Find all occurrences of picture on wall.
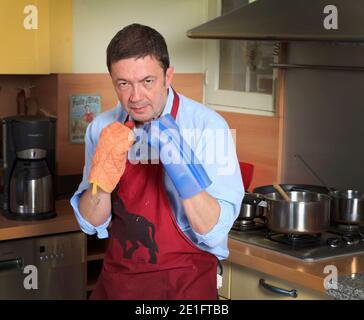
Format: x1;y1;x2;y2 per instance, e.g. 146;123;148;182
69;95;101;144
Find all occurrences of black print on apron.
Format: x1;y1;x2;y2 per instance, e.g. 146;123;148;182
111;191;158;264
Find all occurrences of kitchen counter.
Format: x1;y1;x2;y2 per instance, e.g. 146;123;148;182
0;200;80;241
326;273;364;300
227;237;364;296
1;205;363;299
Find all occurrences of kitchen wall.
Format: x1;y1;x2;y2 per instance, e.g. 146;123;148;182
0;76;34;118
0;0;281;192
282;42;364;192
70;0;281;189
72;0;208;73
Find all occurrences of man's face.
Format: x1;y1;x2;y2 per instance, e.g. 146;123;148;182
110;55;174;123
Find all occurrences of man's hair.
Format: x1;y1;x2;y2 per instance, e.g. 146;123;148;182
106;23;170;74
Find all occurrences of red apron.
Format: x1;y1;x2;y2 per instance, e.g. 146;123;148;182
90;91;218;300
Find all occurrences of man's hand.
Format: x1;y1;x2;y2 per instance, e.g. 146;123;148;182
148;114;219;234
88;121;135;194
148;114;212;199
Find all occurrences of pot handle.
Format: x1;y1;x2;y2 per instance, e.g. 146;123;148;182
259;279;298;298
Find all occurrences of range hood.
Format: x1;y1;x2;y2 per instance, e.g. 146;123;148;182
187;0;364;42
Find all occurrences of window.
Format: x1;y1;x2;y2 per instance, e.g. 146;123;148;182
204;0;278;115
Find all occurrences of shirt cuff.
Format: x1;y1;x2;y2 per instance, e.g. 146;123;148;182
70;191;112;239
192;199;236;248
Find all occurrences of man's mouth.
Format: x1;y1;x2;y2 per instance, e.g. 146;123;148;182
129;104;149;110
131;106;148;113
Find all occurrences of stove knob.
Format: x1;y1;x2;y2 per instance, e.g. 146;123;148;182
342;235;357;245
359;233;364;242
327;238;340;248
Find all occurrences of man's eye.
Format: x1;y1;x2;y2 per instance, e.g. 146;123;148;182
118;82;129;89
145;79;154;86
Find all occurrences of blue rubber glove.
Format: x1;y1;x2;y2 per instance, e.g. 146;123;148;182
147;114;212;199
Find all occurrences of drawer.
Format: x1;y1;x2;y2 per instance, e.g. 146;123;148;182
230;263;331;300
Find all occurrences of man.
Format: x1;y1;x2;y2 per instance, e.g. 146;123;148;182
70;23;244;300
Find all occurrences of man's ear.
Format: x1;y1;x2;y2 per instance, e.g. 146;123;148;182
165;66;174;88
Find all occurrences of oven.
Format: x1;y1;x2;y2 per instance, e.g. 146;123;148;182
0;231;86;299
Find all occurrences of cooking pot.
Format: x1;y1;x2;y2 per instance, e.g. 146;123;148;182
253;184;335;195
240;193;266;220
329;189;364;225
264;191;331;234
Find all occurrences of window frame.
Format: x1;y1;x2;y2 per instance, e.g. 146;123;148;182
203;0;278;116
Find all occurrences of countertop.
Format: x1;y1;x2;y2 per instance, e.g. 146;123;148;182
1;204;363;299
326;273;364;300
0;200;80;241
227;237;364;299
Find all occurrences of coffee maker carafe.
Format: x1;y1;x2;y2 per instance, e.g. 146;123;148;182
2;116;56;220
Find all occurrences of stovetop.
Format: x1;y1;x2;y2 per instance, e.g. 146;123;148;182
229;222;364;262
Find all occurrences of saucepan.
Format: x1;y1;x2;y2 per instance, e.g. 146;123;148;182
263;191;331;234
329;189;364;225
293;154;364;225
239;193;266;220
253;184;336;196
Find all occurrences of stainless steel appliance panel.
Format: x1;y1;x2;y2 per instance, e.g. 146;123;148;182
0;232;86;300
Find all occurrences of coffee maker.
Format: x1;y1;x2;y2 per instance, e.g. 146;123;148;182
2;116;56;220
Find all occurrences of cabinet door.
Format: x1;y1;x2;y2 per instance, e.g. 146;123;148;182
0;0;50;74
218;260;231;299
230;263;331;300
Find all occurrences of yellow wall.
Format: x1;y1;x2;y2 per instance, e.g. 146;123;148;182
0;0;50;74
50;0;73;73
72;0;208;73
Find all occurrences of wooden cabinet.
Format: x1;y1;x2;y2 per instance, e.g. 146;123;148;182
218;260;232;299
0;0;72;74
230;263;331;300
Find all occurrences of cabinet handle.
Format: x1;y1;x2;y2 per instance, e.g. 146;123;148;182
0;258;23;273
259;278;298;298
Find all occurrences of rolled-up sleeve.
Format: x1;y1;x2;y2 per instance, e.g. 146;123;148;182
193;199;237;248
70;122;112;239
189;111;245;253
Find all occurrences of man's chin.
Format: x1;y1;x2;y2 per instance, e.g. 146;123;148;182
131;113;153;124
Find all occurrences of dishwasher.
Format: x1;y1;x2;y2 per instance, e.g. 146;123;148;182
0;231;86;300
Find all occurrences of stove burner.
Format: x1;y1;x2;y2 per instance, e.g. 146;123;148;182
232;218;266;231
337;224;359;233
329;224;364;236
266;232;321;248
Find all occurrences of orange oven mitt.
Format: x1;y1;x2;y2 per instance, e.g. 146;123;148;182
88;121;135;195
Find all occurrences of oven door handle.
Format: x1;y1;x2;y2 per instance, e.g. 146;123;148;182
259;278;298;298
0;258;24;273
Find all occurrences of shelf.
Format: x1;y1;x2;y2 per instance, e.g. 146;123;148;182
87;235;109;261
86;280;97;292
87;252;106;262
271;63;364;72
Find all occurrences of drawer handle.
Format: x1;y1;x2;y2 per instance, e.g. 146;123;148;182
0;258;23;272
259;278;298;298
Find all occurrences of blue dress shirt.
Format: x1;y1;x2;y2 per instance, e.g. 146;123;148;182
70;88;244;260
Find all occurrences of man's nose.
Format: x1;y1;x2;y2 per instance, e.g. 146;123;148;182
130;85;142;102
